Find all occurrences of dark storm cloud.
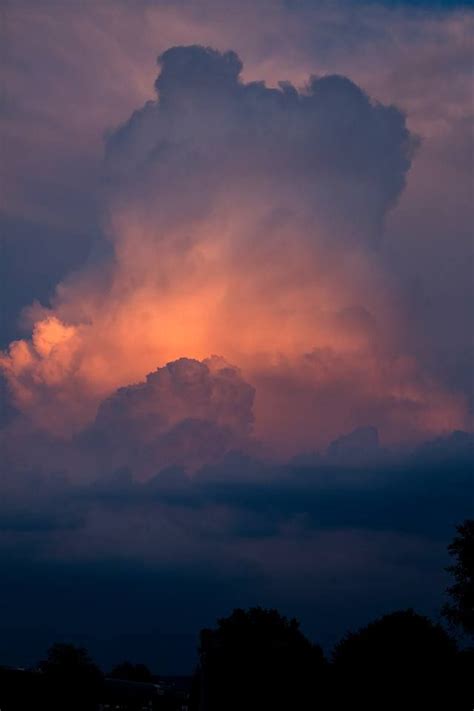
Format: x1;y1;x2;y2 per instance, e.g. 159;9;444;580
1;429;471;540
0;429;471;670
70;429;473;540
287;0;473;12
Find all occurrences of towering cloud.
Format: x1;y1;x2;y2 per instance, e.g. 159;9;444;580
83;356;255;477
0;46;468;460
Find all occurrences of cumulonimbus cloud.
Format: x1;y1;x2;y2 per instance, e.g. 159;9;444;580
0;45;469;462
81;356;255;477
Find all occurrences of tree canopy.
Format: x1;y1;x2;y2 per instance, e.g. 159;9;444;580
332;609;459;710
197;606;327;711
443;519;474;637
39;643;103;711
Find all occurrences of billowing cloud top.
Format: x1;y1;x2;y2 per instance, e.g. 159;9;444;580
84;356;255;476
106;44;413;241
0;45;468;454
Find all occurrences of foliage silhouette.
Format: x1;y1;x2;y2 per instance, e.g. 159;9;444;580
195;606;327;711
332;609;466;710
1;525;473;710
38;643;104;710
443;518;474;637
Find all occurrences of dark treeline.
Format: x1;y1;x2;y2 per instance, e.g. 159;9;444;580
0;520;472;711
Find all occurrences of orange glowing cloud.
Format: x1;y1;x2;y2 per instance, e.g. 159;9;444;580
1;45;469;460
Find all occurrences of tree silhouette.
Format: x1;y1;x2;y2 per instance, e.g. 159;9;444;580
39;643;103;710
332;609;460;710
195;606;327;711
443;519;474;637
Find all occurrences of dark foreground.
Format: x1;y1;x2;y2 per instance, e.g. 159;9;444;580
1;520;472;710
0;607;472;711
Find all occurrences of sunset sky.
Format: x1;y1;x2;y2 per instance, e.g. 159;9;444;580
1;0;473;671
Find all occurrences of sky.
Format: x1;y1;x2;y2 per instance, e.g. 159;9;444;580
0;0;473;672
